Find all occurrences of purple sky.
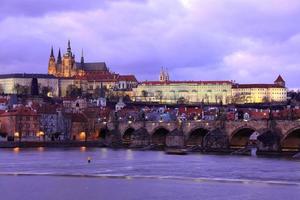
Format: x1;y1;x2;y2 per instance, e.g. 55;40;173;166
1;0;300;88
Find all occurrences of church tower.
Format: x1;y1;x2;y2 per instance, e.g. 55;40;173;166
48;46;57;75
62;40;76;77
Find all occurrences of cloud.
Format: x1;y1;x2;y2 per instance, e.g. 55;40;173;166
0;0;300;87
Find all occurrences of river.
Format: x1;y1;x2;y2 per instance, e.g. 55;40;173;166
0;147;299;200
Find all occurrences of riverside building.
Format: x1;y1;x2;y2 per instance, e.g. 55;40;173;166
133;68;287;104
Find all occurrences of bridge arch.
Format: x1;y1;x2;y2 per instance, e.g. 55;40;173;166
151;127;170;146
281;127;300;150
230;126;257;148
122;127;135;145
99;128;109;140
186;127;209;147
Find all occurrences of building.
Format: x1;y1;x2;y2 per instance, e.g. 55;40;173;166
0;105;41;141
133;68;233;104
48;41;138;95
38;105;60;141
232;75;287;103
0;41;138;98
0;74;59;96
133;70;287;105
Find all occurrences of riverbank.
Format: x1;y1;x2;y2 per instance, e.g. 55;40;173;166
0;141;104;148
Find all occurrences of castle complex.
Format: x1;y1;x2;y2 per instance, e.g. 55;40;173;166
0;41;288;104
48;40;110;78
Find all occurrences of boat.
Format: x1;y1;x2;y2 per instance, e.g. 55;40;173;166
165;148;188;155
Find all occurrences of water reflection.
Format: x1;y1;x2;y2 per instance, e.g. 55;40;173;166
80;146;86;152
13;147;20;153
126;149;133;160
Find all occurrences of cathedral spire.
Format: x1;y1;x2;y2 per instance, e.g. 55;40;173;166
81;48;84;64
50;46;54;57
57;48;62;64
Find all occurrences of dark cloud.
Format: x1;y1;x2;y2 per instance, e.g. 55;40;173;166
0;0;147;19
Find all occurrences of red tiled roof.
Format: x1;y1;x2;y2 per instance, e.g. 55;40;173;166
74;72;118;82
141;80;232;85
0;107;38;117
118;75;137;82
232;84;285;89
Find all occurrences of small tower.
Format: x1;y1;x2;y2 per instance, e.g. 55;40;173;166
80;48;84;64
78;49;85;76
48;46;57;75
274;75;285;87
159;67;169;82
165;67;170;82
159;67;165;82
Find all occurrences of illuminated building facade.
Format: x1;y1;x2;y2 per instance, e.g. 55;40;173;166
133;71;287;104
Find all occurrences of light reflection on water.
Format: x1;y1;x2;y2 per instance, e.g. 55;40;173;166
0;148;300;200
0;147;299;184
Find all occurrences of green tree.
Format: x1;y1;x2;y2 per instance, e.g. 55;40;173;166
66;85;82;98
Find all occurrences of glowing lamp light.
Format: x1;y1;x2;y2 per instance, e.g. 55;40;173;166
14;132;19;137
37;131;44;137
80;132;86;140
128;121;132;124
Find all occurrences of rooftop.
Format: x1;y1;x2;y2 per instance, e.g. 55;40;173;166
232;84;285;89
0;73;57;79
141;80;233;85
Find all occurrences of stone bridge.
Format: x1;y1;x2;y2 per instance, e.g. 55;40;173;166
96;120;300;151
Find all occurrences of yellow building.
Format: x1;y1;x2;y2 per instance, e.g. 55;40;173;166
133;70;287;105
48;40;107;78
133;68;232;104
0;74;59;96
232;75;287;103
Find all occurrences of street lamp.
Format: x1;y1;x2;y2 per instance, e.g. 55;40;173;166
14;132;19;139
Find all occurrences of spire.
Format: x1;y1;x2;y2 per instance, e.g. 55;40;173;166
159;66;166;82
50;46;54;57
67;40;72;54
165;67;170;81
57;48;62;64
81;48;84;64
